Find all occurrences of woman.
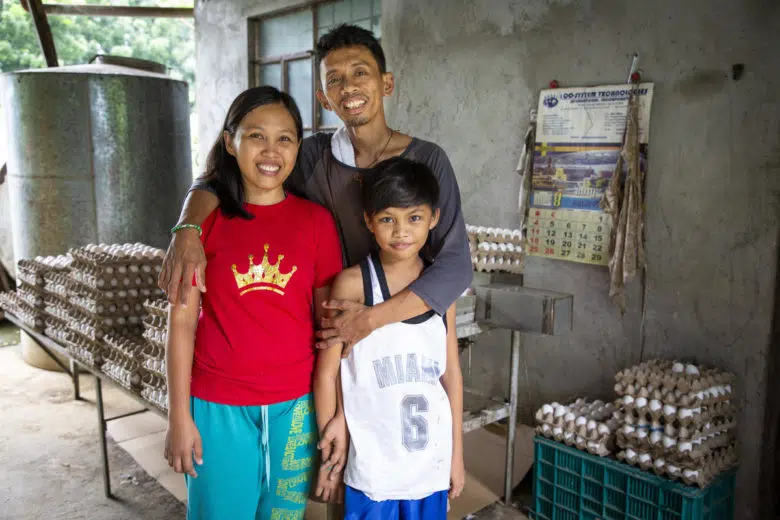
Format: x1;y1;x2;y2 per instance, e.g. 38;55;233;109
164;86;343;519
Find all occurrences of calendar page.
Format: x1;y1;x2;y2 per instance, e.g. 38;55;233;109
527;83;654;265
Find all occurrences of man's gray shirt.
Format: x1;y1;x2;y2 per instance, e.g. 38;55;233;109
194;132;472;315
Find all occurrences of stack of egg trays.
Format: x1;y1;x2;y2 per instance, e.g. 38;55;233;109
613;359;737;487
64;245;165;344
140;298;169;412
0;291;43;331
101;334;149;391
14;256;71;332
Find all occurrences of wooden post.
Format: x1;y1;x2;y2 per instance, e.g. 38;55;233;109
24;0;59;67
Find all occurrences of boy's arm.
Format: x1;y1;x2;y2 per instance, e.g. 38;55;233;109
318;146;471;351
158;189;218;304
440;303;465;498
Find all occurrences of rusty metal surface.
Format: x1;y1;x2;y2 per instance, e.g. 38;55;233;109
2;63;191;267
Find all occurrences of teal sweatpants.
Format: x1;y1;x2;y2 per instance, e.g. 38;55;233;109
186;393;318;520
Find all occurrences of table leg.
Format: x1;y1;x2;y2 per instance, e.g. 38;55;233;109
504;330;521;505
71;359;80;400
96;376;112;498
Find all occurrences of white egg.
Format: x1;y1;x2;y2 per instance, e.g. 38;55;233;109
639;453;652;463
683;469;699;479
542;404;553;415
663;405;677;415
685;364;700;376
623;395;634;406
649;399;662;411
576;416;587;426
650;431;662;444
672;362;684;373
636;397;648;408
663;436;677;449
679;442;693;453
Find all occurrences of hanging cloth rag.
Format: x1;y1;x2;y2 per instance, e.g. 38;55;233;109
516;110;537;246
600;89;645;313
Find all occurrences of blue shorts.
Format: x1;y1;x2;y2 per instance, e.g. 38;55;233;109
344;486;448;520
185;394;317;520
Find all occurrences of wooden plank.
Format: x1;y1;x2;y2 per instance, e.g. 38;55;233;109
41;4;193;18
25;0;58;67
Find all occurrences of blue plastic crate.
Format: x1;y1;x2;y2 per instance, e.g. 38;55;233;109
532;436;735;520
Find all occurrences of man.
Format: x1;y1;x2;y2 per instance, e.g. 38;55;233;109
159;24;472;355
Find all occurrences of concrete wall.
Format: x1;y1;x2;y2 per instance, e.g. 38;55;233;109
194;1;780;517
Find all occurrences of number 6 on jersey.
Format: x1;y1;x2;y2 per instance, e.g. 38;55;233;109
402;394;429;451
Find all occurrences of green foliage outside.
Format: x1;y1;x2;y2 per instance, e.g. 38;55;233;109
0;0;198;174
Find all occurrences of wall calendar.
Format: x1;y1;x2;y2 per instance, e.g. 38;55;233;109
526;83;654;265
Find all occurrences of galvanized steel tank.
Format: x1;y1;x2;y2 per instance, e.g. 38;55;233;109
1;56;191;264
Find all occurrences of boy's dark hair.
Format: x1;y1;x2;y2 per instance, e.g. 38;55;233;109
198;86;303;220
362;157;439;216
316;24;386;74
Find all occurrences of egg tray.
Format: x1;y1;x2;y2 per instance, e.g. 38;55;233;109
143;298;169;318
534;399;620;456
43;294;89;323
535;424;613;457
140;339;165;360
143;327;167;349
615;359;735;394
42;315;68;337
45;324;73;345
616;442;738;488
69;266;161;293
472;254;524;274
17;282;45;308
618;429;736;465
617;415;737;444
143;313;167;330
101;357;143;391
141;370;167;390
142;357;166;378
68;318;143;343
535;398;619;424
16;256;71;287
62;333;106;369
467;226;523;246
42;271;71;299
140;385;168;412
620;400;735;429
69;247;163;268
0;292;44;331
615;382;733;409
104;334;148;362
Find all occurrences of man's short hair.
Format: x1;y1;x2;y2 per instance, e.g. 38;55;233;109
362;157;439;216
316;24;386;74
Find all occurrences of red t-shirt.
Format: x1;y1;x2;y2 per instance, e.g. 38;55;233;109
191;194;342;406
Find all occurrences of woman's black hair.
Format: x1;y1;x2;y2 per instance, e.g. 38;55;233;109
196;86;304;219
362;157;440;216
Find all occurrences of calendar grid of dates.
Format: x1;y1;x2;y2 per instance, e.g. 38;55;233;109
527;208;611;266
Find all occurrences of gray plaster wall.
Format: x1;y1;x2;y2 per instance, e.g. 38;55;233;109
194;0;780;517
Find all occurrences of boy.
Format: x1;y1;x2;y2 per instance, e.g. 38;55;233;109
314;157;465;519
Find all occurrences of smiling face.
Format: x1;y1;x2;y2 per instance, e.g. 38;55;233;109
317;45;394;128
364;205;440;261
224;103;300;200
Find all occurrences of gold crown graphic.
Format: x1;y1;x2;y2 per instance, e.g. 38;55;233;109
232;244;297;296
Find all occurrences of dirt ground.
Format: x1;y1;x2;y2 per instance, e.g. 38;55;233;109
0;326;185;520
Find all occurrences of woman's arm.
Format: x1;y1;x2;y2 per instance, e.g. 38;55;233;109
158;189;219;304
440;303;465;498
165;287;202;477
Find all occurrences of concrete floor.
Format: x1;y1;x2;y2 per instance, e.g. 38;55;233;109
0;322;529;519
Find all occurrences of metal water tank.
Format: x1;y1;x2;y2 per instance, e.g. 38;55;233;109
1;56;191;368
2;55;191;261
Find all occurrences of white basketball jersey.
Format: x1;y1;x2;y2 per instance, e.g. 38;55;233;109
341;253;452;501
